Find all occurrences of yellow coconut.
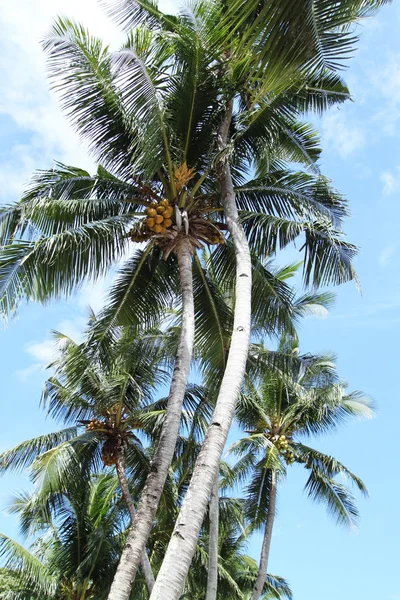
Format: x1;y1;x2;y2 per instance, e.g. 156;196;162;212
164;219;173;228
153;224;163;233
155;215;164;224
157;205;166;214
163;207;173;218
146;218;156;228
146;207;157;217
160;199;169;207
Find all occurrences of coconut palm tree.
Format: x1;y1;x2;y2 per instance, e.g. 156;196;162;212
229;336;373;600
187;500;293;600
0;317;213;594
0;472;130;599
140;0;386;593
0;0;385;596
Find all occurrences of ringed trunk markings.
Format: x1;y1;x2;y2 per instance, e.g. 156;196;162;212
149;99;252;600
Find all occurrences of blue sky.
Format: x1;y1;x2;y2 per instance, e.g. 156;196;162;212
0;1;399;599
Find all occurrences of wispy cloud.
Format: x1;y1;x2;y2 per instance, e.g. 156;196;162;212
370;53;400;135
379;244;399;267
0;0;125;203
322;111;366;159
16;317;86;381
381;167;400;196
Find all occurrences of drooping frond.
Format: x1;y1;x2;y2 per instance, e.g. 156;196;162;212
223;0;391;84
304;470;361;529
43;19;139;177
0;428;78;474
0;534;58;598
240;210;358;286
294;444;368;497
105;0;179;31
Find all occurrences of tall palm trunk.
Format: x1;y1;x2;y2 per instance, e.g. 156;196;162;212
205;474;219;600
108;239;195;600
115;454;155;594
149;100;252;600
251;470;278;600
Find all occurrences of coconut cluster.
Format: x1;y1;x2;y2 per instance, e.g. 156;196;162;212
265;432;296;465
145;199;174;234
86;418;104;431
101;439;118;466
276;434;289;452
283;450;296;465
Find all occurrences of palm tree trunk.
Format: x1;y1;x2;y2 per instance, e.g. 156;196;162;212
108;239;195;600
149;100;252;600
251;470;278;600
115;454;155;594
205;474;219;600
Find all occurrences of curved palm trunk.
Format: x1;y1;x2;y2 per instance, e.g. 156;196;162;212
205;474;219;600
149;100;252;600
108;239;195;600
115;455;155;594
251;470;278;600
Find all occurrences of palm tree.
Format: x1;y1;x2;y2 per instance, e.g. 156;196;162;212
230;336;373;600
142;0;387;593
0;0;385;596
0;317;212;594
188;500;293;600
0;472;130;599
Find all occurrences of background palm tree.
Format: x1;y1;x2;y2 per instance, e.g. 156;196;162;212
230;336;373;600
0;317;212;594
0;472;128;599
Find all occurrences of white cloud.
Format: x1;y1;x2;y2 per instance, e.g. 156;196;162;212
78;276;112;315
370;53;400;135
381;167;400;196
379;244;398;268
25;339;57;363
0;1;126;203
16;339;56;380
381;171;398;195
322;111;366;159
16;316;85;380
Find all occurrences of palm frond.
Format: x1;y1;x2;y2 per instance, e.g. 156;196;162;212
304;470;360;529
0;534;57;598
43;19;138;177
0;428;78;474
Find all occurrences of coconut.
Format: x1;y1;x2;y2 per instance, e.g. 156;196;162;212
146;218;155;228
163;207;173;218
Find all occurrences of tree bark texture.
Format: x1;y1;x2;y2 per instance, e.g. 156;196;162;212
115;454;155;594
251;470;278;600
108;239;195;600
149;100;252;600
205;474;220;600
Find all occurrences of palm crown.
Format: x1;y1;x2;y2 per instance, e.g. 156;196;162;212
0;0;363;322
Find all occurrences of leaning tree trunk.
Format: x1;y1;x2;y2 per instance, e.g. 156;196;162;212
205;473;220;600
115;453;155;594
108;239;195;600
251;470;278;600
149;100;252;600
